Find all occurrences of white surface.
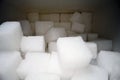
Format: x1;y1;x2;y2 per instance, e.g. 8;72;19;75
16;60;28;80
71;22;85;33
25;73;60;80
17;52;50;80
86;42;97;59
70;12;83;23
47;52;62;74
97;50;120;74
57;36;92;70
0;51;22;72
91;39;112;52
0;21;23;50
57;37;92;79
0;72;19;80
45;27;67;43
0;51;22;80
28;12;39;22
54;22;71;31
20;36;45;54
20;20;32;36
71;65;108;80
88;33;98;41
48;42;57;53
35;21;54;35
110;65;120;80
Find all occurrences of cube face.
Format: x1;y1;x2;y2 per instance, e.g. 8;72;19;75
72;22;85;33
47;52;62;74
57;37;92;70
110;65;120;80
97;51;120;74
35;21;54;35
17;52;50;80
20;36;45;53
0;51;22;74
45;27;67;43
20;20;32;36
25;73;60;80
71;65;108;80
0;22;23;51
48;42;57;53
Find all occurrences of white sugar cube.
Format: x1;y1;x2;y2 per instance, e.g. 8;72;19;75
97;50;120;74
35;21;53;35
20;36;45;54
71;22;85;33
71;65;108;80
48;42;57;53
45;27;67;43
0;21;23;50
0;51;22;72
17;52;50;80
47;52;62;74
57;36;92;70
